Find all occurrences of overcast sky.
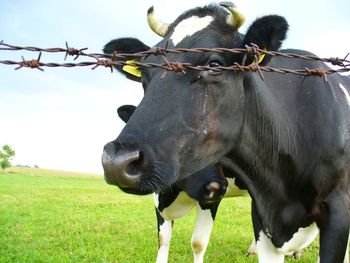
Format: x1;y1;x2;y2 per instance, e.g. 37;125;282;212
0;0;349;174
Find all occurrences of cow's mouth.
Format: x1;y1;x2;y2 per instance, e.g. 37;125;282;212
118;186;153;196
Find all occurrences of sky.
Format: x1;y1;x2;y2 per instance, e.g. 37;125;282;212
0;0;349;174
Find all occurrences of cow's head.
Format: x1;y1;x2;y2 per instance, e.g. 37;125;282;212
102;2;288;195
116;104;228;201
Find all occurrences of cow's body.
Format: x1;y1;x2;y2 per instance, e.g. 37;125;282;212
102;3;350;262
219;51;350;262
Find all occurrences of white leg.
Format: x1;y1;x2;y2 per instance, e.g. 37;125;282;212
247;237;257;255
344;232;349;263
156;219;172;263
191;204;214;263
256;231;284;263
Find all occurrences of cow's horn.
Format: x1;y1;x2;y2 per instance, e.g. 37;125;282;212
147;6;170;37
220;2;245;28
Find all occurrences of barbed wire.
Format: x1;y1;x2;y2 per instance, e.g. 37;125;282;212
0;41;349;81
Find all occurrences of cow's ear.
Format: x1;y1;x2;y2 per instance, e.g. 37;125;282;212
103;38;150;82
242;15;288;66
117;105;137;123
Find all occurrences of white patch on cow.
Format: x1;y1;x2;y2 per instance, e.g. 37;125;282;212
277;223;318;255
160;191;196;220
256;231;285;263
247;238;257;255
153;192;159;208
339;83;350;106
170;16;214;46
256;224;318;262
191;204;214;263
343;232;350;263
156;220;172;263
224;177;248;197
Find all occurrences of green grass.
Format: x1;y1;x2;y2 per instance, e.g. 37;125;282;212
0;167;320;262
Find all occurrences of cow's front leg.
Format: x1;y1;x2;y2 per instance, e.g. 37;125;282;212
251;201;285;263
318;190;350;263
246;237;257;256
255;231;285;263
344;236;349;263
155;208;173;263
191;201;220;263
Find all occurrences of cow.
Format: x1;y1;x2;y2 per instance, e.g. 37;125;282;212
117;104;249;263
116;106;303;262
115;104;307;262
102;2;350;263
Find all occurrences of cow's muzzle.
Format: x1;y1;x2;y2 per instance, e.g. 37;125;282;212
102;141;159;195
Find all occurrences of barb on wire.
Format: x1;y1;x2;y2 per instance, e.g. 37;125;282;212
64;42;88;60
234;62;265;80
91;58;114;72
15;52;44;71
301;68;327;84
329;53;349;67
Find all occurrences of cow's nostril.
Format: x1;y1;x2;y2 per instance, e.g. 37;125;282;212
126;151;144;176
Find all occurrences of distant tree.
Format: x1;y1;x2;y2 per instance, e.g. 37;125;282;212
0;159;11;170
0;144;16;171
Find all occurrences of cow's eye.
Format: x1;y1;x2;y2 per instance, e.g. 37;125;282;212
208;60;223;68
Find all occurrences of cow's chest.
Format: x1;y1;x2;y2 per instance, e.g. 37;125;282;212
277;223;318;254
257;223;319;258
154;192;196;221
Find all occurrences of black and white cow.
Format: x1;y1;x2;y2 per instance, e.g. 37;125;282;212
117;104;248;263
116;106;306;262
116;106;304;263
102;3;350;262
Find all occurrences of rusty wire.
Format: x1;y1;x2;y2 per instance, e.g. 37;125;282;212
2;41;350;66
0;41;349;81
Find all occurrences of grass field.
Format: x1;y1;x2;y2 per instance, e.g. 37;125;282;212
0;167;321;262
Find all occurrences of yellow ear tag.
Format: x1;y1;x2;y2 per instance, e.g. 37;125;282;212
123;60;141;78
256;48;267;64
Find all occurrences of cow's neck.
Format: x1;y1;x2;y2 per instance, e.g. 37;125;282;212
225;74;311;237
238;74;297;185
